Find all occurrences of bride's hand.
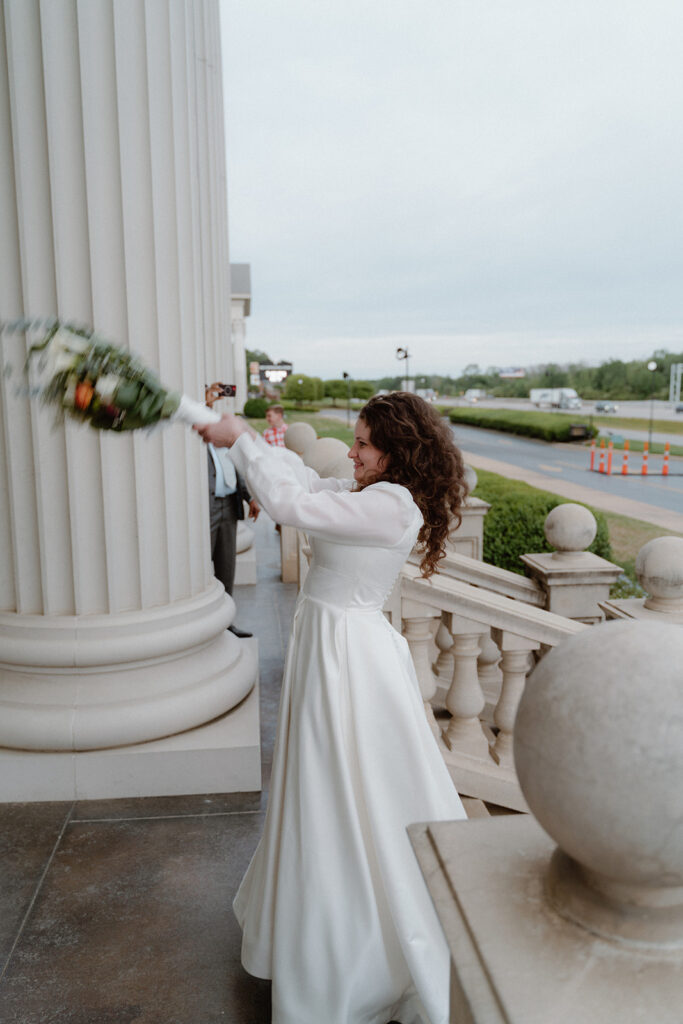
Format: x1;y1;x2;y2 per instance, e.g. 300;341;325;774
194;413;249;448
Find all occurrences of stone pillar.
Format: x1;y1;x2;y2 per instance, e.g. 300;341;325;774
401;599;442;737
520;503;622;623
446;464;489;561
0;0;258;799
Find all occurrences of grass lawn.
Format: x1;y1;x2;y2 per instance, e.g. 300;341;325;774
593;414;683;435
598;509;682;581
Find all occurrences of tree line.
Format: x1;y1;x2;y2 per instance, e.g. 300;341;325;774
247;348;683;401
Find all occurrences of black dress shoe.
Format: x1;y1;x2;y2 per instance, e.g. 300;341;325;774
228;624;253;639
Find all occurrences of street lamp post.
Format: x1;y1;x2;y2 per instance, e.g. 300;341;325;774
396;347;410;391
342;371;351;427
647;360;657;450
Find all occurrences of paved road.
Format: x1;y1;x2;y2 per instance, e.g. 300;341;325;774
450;424;683;532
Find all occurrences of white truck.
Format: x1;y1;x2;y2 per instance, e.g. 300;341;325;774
529;387;582;410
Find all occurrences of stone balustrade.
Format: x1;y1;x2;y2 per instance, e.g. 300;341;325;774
410;619;683;1022
401;561;587;811
438;551;545;606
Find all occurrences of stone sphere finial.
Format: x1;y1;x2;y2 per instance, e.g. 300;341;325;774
635;536;683;612
304;437;351;477
463;464;478;496
323;454;354;480
514;620;683;948
543;503;596;558
284;421;316;457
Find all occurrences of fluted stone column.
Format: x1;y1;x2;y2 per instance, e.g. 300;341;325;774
0;0;258;798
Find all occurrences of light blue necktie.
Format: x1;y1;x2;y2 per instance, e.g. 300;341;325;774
209;443;237;497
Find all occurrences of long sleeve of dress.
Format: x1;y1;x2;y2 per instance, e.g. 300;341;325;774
227;433;420;547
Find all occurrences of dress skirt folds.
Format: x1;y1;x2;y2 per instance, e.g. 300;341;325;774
228;434;466;1024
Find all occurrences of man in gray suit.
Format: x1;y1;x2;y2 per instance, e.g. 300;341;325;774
206;384;259;638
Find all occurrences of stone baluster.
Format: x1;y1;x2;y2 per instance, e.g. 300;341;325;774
489;630;539;770
441;614;488;758
432;616;454;706
402;599;442;736
477;628;502;721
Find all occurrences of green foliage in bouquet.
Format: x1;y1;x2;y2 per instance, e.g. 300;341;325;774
23;320;180;431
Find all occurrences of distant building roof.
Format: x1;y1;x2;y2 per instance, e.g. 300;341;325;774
230;263;251;315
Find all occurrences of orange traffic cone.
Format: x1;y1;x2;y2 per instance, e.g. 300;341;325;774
621;439;630;475
598;439;606;473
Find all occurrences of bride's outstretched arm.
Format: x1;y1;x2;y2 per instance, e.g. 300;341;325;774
220;433;417;547
195;412;257;447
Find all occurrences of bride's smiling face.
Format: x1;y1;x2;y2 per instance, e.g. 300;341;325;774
348;419;387;486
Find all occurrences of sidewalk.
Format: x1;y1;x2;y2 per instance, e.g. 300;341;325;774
0;514;294;1024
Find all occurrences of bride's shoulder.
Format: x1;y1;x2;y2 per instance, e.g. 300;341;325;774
365;480;421;518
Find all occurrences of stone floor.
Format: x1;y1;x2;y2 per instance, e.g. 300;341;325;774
0;514;297;1024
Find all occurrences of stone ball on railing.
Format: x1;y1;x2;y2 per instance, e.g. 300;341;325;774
284;421;317;457
635;536;683;612
514;620;683;946
323;454;354;480
463;464;477;496
543;502;596;557
304;437;351;477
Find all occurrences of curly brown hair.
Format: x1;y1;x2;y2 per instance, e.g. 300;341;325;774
357;392;467;577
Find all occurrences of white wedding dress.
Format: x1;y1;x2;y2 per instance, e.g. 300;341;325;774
228;433;466;1024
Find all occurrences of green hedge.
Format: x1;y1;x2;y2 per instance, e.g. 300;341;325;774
243;397;269;418
449;407;597;442
472;469;611;574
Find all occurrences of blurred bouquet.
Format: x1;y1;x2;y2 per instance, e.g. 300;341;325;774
2;318;218;429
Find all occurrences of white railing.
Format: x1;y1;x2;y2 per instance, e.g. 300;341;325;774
400;562;587;811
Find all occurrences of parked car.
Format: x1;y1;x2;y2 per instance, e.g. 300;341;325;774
676;403;683;414
595;401;619;413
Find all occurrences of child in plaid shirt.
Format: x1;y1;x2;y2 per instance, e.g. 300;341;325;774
263;405;287;447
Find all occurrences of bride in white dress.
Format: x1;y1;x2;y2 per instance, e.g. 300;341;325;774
196;393;468;1024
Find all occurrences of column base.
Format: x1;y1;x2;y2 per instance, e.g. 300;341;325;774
0;642;261;802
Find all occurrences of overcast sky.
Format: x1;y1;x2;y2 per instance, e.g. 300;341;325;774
220;0;683;380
